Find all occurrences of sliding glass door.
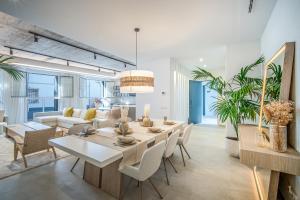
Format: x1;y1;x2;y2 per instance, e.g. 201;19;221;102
27;73;58;120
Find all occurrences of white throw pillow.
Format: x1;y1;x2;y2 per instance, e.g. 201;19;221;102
72;109;81;118
80;110;87;119
96;110;109;119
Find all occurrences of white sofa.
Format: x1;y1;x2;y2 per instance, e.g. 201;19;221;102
33;108;121;129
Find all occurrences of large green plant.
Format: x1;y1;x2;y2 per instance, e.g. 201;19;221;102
192;56;265;139
0;55;24;80
265;63;282;101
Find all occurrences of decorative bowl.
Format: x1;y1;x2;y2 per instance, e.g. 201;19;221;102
114;128;133;135
163;121;176;125
148;127;162;133
117;135;136;145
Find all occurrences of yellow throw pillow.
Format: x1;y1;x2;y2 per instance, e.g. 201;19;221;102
84;108;96;120
63;107;73;117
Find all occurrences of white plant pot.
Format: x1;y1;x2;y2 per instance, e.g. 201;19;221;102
225;137;240;158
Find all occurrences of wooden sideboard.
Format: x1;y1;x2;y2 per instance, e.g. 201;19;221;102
239;125;300;200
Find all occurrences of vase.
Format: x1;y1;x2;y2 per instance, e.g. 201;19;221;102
119;121;129;136
255;131;268;147
269;124;287;152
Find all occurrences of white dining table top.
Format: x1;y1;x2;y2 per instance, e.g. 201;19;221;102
49;120;185;168
49;135;123;168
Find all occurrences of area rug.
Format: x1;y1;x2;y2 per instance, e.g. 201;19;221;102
0;135;70;180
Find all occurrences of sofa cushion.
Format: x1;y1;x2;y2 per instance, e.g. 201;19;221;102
84;108;96;120
57;116;90;125
72;109;81;118
63;107;73;117
35;115;60;123
96;110;110;119
80;110;87;119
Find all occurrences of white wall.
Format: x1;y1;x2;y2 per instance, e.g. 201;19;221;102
261;0;300;198
136;58;171;119
225;41;261;137
170;58;191;122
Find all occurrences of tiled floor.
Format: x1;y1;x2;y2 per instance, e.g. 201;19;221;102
0;126;259;200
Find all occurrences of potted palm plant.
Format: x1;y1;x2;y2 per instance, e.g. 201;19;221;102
192;57;264;157
0;55;24;80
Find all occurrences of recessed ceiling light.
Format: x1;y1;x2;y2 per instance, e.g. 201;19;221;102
199;58;204;62
203;64;207;68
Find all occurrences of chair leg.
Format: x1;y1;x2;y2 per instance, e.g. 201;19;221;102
14;144;18;161
21;154;27;168
51;147;57;159
182;145;191;159
139;181;143;200
121;177;133;200
179;145;186;166
167;158;178;173
162;158;170;185
71;158;80;172
148;178;163;199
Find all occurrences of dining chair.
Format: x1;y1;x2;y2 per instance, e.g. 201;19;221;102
177;124;193;166
119;140;166;200
162;129;180;185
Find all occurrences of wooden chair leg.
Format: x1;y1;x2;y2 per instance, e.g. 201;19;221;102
167;158;178;173
179;145;186;166
51;147;57;159
21;154;27;168
182;145;191;159
14;144;18;161
162;158;170;185
148;178;163;199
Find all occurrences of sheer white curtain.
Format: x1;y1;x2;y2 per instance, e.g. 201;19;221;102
0;71;27;123
58;75;87;110
170;58;190;122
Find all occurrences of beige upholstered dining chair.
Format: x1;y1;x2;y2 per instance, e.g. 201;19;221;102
177;124;193;166
163;129;180;185
12;127;57;168
119;140;166;200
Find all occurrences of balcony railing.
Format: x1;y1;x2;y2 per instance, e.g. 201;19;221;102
27;97;58;121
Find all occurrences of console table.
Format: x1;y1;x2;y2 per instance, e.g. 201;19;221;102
239;125;300;200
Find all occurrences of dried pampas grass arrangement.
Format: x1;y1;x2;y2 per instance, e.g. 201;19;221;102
263;101;294;126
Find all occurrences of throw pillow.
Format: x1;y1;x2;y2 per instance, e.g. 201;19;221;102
72;109;81;118
63;107;73;117
84;108;96;120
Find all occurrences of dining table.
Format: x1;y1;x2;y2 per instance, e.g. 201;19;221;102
49;120;185;199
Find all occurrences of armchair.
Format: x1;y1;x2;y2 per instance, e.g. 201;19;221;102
13;127;57;168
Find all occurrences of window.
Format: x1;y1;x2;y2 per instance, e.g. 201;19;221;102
80;77;104;108
59;76;73;97
27;73;58;120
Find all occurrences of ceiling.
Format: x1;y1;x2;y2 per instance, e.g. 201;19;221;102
0;0;277;70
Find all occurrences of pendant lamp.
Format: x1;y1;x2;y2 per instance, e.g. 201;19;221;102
120;28;154;93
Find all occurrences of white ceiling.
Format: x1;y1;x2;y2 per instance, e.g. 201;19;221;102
0;0;277;70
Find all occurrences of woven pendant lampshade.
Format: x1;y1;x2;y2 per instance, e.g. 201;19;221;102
120;70;154;93
120;28;154;93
